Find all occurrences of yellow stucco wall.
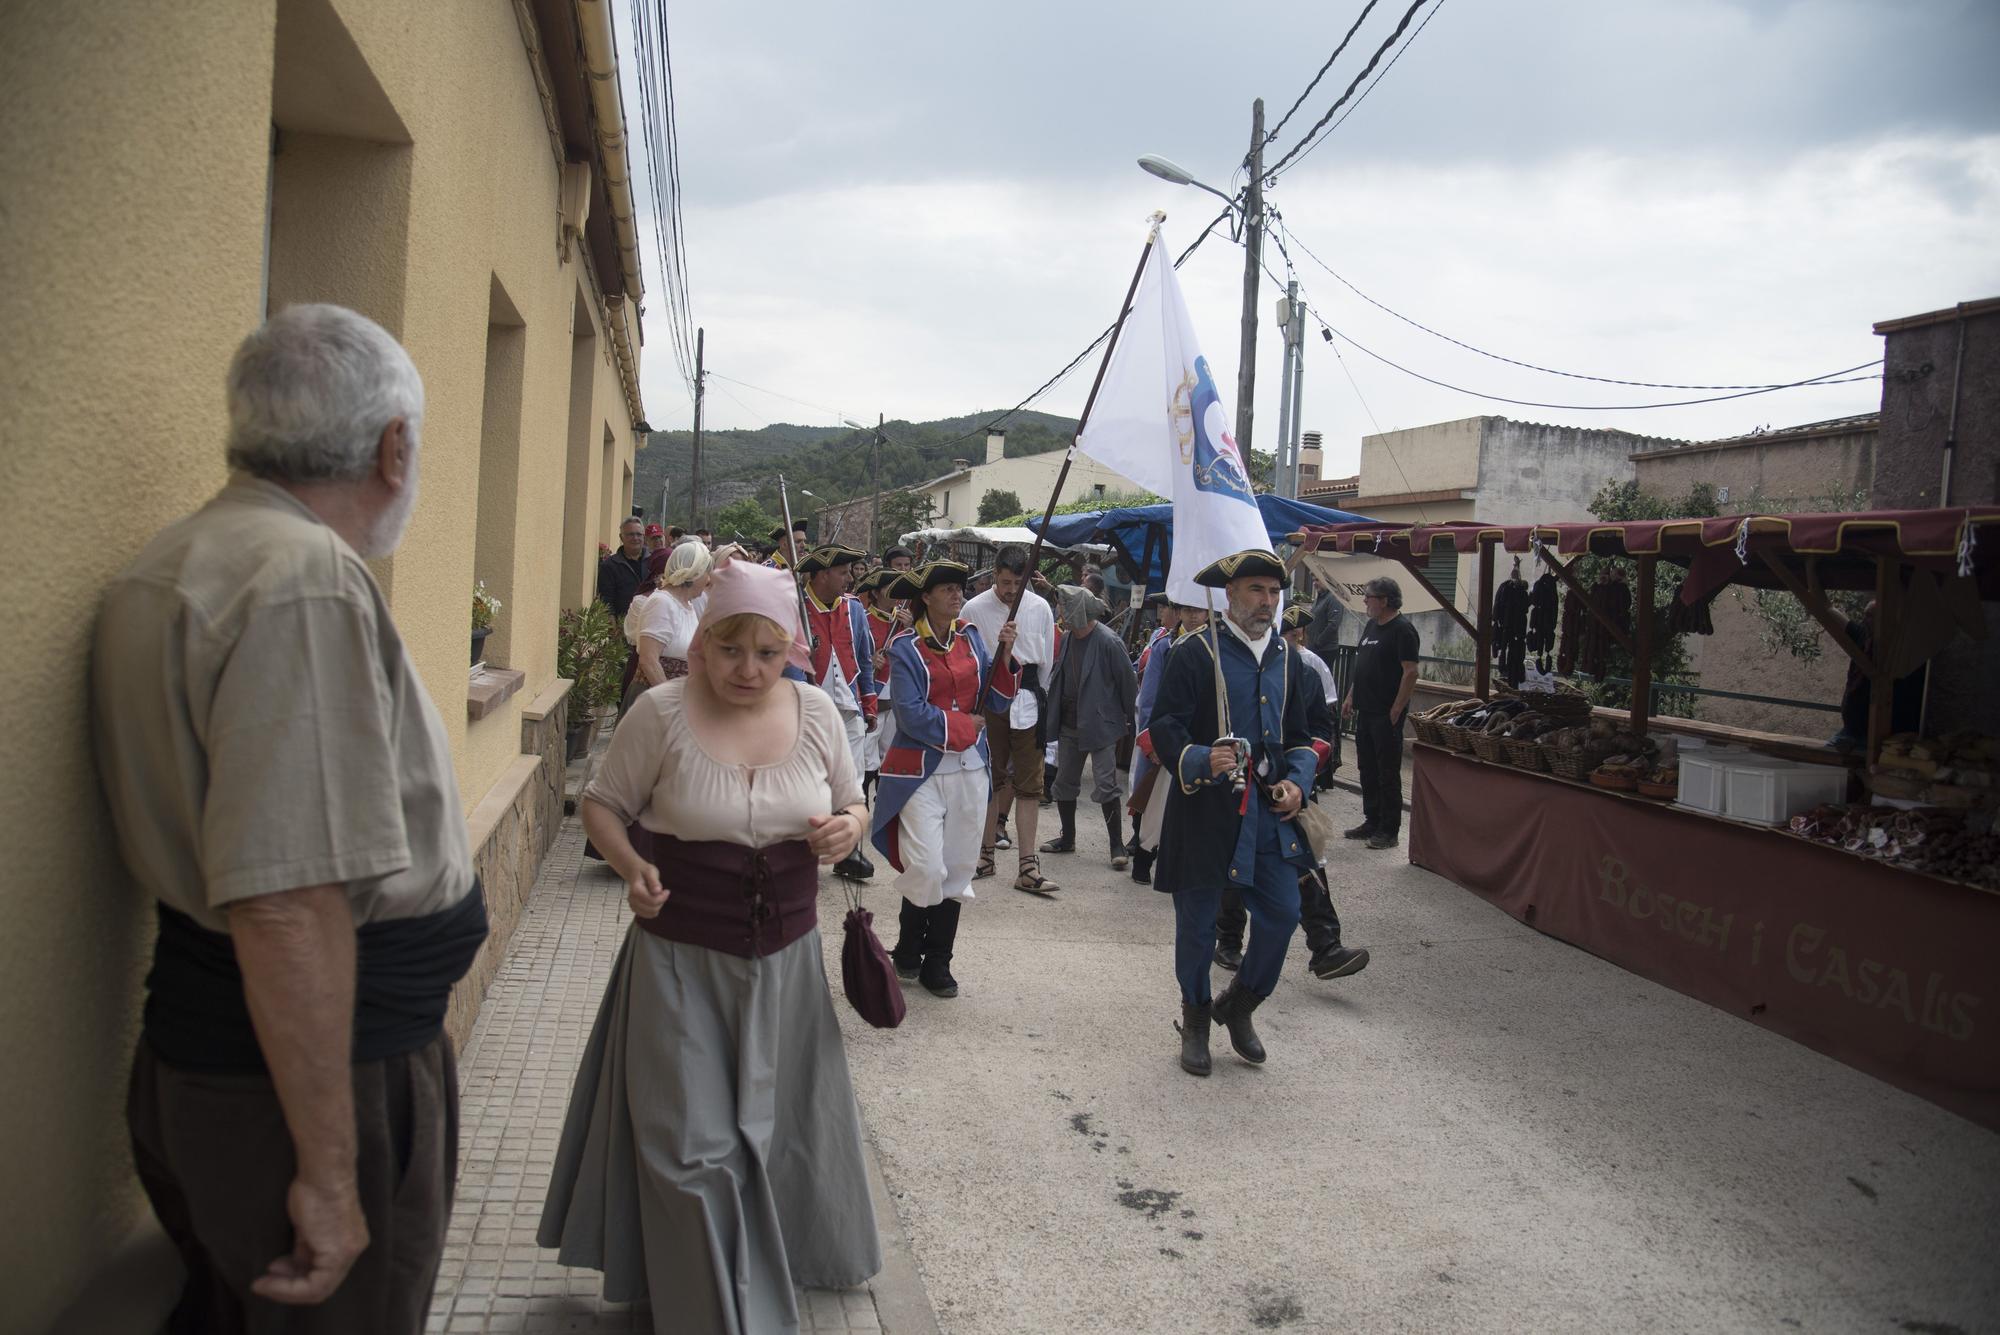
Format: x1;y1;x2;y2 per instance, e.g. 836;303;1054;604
0;1;640;1326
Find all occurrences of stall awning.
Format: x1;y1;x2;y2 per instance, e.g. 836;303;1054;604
1297;507;2000;603
1033;493;1374;590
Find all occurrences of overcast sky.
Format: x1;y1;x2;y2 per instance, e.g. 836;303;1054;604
616;0;2000;479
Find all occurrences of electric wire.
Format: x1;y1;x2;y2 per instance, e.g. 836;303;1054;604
629;0;697;400
1263;0;1382;148
1264;0;1432;180
1277;0;1445;173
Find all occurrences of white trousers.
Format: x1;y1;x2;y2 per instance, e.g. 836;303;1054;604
894;765;987;907
838;709;867;791
865;708;898;772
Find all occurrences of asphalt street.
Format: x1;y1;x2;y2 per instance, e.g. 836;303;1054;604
826;783;2000;1335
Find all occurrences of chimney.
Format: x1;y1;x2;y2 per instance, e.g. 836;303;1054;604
985;427;1006;466
1300;429;1324;482
952;458;971;470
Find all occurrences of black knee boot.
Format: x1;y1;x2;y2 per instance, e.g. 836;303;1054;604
1040;800;1077;853
1210;981;1267;1063
920;899;961;998
891;899;925;979
1102;800;1130;870
1130;847;1155;884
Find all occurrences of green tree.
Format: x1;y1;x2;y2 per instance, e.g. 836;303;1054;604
713;497;779;547
877;490;936;545
976;489;1024;525
1575;480;1719;716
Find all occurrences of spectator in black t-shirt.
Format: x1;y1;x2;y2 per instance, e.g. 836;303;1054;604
598;517;649;622
1343;576;1420;849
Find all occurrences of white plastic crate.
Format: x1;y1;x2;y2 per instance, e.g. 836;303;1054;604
1675;748;1762;813
1723;761;1847;826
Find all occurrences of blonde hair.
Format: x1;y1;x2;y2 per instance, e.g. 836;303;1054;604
662;539;713;587
703;611;788;647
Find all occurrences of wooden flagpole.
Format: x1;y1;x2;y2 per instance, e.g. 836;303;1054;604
1005;216;1162;630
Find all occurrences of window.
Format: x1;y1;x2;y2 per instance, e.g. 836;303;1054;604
1094;483;1106;498
472;276;526;668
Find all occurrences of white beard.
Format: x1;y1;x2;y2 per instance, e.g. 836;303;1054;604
355;447;421;558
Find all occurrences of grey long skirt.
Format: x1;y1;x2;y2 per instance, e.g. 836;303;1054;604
537;923;881;1334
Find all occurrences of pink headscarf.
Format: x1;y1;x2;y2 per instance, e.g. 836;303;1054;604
686;559;813;676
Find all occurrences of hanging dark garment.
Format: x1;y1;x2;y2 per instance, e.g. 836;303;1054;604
1579;576;1632;679
1557;584;1584;676
1527;573;1560;671
1663;578;1717;637
1492;576;1530;687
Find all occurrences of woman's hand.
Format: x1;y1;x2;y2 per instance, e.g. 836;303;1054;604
624;862;668;918
808;809;864;864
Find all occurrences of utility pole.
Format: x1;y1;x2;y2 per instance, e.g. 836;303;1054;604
1274;279;1298;498
870;412;883;555
1285;297;1306;499
690;326;705;528
1235;98;1264;457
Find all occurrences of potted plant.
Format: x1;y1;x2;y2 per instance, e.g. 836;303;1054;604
471;581;503;666
556;601;625;760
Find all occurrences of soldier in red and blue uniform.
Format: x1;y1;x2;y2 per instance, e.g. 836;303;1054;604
800;544;878;878
870;561;1018;999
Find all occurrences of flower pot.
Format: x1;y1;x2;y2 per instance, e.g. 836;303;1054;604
565;715;598;763
470;626;492;666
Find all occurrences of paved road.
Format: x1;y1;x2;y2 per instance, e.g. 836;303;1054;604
837;784;2000;1335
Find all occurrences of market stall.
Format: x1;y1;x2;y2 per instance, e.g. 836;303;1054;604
1296;507;2000;1129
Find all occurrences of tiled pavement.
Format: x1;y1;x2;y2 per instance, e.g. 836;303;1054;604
426;817;887;1335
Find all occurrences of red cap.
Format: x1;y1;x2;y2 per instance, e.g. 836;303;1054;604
644;524;664;536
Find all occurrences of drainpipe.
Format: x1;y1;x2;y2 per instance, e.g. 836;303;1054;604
1940;303;1966;505
575;0;645;303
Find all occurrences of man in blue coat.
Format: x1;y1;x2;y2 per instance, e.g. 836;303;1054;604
1148;550;1318;1077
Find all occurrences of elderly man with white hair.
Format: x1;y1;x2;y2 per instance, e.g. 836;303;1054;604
93;303;487;1332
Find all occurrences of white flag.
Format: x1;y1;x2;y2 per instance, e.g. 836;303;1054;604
1074;221;1272;605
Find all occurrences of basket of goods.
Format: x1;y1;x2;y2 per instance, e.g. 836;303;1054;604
1508;680;1595;723
1459;698;1530;764
1789;802;2000;891
1495;711;1556;770
1470;726;1512;764
1637;763;1680;799
1410;700;1463;746
1423;699;1486;752
1589;755;1646;791
1503;729;1552;771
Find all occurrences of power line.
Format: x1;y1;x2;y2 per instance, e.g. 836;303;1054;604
1263;1;1381;148
1282;0;1445;172
705;371;847;420
1274;219;1872;392
1265;0;1433;180
628;0;696;400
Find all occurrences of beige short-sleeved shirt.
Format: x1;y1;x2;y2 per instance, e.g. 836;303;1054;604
585;679;861;849
92;476;473;933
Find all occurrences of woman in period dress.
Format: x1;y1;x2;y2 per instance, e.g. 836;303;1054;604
870;560;1018;998
619;539;713;714
540;561;880;1335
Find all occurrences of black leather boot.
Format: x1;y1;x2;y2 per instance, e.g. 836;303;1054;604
1178;1002;1212;1077
891;898;925;980
1210;982;1267;1063
919;899;961;998
1102;801;1129;869
1040;800;1077;853
1130;848;1154;884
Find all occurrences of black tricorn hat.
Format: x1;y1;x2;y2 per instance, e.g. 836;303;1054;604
887;559;972;600
798;544;866;574
1194;549;1287;588
853;567;894;594
1281;603;1312;632
1143;589;1171;608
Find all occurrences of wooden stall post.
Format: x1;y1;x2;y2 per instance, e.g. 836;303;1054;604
1867;556;1900;764
1631;556;1656;736
1474;536;1495;698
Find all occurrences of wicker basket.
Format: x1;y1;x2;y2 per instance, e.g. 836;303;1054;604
1503;736;1548;770
1440;724;1475;753
1470;730;1511;764
1411;716;1443;746
1545;746;1592;781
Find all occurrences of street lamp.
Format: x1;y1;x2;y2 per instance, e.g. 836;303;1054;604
1139;97;1266;460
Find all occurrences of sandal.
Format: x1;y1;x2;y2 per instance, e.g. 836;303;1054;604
974;847;997;880
1013;855;1061;896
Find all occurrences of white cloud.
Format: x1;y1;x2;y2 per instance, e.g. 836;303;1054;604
639;133;2000;491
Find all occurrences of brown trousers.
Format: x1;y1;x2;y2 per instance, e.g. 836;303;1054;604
127;1034;459;1335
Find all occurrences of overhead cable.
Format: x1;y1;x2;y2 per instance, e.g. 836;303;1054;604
1264;0;1433;180
1263;0;1382;148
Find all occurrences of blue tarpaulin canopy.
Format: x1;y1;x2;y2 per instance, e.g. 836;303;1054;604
1030;494;1373;593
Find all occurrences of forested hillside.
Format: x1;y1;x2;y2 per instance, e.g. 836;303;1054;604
636;409;1079;529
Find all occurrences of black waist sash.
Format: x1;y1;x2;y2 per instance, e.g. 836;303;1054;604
144;881;490;1073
